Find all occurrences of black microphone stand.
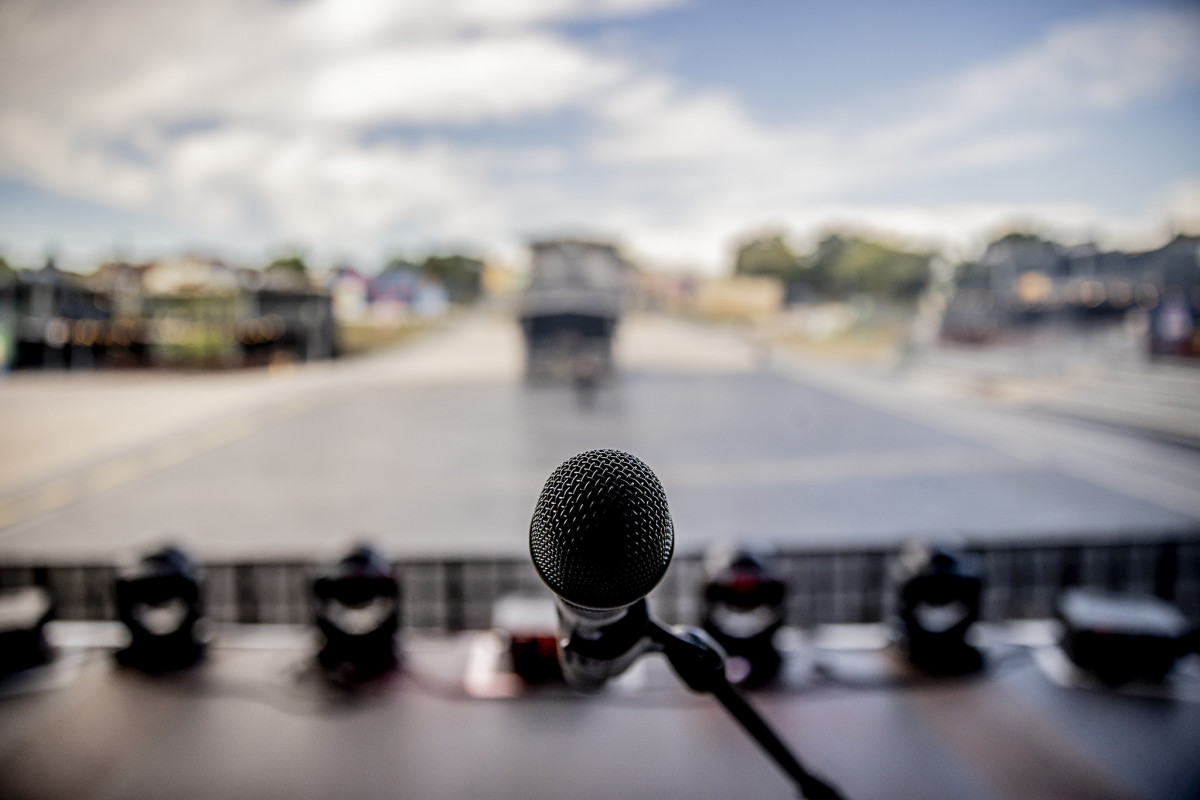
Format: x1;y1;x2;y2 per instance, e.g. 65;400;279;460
565;599;845;799
647;620;846;800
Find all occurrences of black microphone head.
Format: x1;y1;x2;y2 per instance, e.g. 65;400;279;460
530;449;674;610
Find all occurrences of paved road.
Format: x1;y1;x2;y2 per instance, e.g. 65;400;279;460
1;313;1198;561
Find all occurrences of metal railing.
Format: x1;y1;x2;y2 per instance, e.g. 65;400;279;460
1;534;1197;631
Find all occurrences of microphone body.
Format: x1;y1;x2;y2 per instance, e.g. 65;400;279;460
552;598;656;691
529;449;674;690
528;449;848;799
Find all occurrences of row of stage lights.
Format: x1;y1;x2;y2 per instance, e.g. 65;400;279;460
701;542;986;686
702;543;1195;688
0;545;401;685
0;543;1193;689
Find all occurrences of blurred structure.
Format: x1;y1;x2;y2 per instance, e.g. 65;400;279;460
0;256;335;370
701;542;785;687
5;537;1192;632
313;545;401;684
325;266;371;323
114;546;206;672
891;545;984;675
0;259;112;370
633;271;697;314
366;255;482;323
942;233;1200;357
0;586;53;677
691;276;783;321
367;260;423;324
1058;588;1192;686
518;239;626;381
492;594;562;686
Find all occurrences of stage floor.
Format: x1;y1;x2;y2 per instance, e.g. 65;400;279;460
1;622;1197;800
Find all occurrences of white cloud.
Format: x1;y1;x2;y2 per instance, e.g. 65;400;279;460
0;0;641;250
289;0;683;43
960;8;1200;112
850;7;1200;163
591;77;791;163
0;1;1196;271
577;6;1200;268
590;7;1200;187
308;35;626;124
1161;178;1200;233
0;1;633;130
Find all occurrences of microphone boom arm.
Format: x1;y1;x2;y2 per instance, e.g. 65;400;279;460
557;598;845;799
645;620;847;800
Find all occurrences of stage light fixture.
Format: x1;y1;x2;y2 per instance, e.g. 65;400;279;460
493;594;562;686
314;546;400;683
701;543;786;687
1058;588;1191;686
893;545;983;675
114;547;206;672
0;586;54;677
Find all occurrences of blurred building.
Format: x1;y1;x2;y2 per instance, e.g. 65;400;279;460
481;261;518;299
691;276;783;320
325;266;370;323
251;265;335;365
368;262;421;324
0;256;335;371
0;259;112;370
941;234;1200;357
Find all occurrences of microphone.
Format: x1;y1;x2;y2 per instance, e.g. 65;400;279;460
529;449;848;799
529;449;672;690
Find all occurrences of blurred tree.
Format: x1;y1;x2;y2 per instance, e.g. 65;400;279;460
733;230;932;303
993;232;1046;246
264;254;311;291
805;234;931;302
266;255;308;275
422;255;485;304
383;256;419;273
0;255;13;279
734;233;801;282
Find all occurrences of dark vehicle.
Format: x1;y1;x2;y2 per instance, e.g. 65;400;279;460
518;240;624;382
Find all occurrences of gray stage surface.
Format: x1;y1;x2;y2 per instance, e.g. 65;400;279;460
1;624;1197;800
1;314;1198;561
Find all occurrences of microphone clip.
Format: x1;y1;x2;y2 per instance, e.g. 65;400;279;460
561;598;652;662
648;622;727;693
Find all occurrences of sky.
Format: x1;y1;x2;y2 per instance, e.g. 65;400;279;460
0;0;1197;273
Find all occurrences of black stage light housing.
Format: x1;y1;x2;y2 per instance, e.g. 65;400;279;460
0;586;54;677
893;545;983;675
314;546;401;683
114;547;206;672
509;630;562;685
701;543;786;687
1058;588;1191;686
492;595;563;686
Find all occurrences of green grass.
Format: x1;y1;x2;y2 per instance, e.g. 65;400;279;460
336;320;431;357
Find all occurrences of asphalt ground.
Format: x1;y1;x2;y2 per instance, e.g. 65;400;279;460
1;313;1198;561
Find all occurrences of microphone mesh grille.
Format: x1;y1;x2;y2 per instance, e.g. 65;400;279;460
530;449;674;610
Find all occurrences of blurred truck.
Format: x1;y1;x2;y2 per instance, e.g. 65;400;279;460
518;240;624;381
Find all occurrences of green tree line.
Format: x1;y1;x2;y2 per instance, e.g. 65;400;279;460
267;252;486;304
734;232;933;302
382;254;485;304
